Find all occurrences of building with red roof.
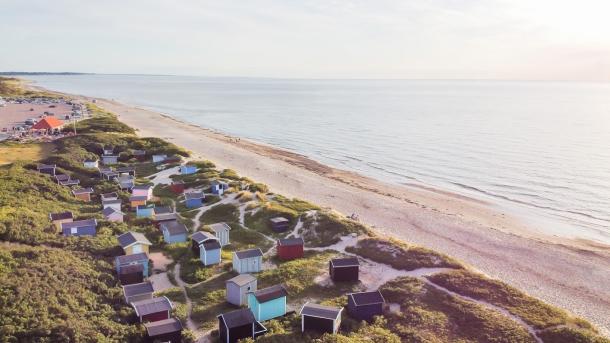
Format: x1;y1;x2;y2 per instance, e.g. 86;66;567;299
31;117;64;131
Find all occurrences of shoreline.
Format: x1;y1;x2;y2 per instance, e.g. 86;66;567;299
26;83;610;334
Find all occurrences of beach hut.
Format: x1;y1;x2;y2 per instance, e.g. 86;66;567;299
123;281;154;303
329;257;360;282
116;166;136;177
132;296;173;323
218;308;267;343
277;237;304;260
144;318;183;343
270;217;290;233
102;199;122;211
184;192;204;208
161;221;188;244
37;164;56;176
210;180;229;195
102;207;124;223
180;164;197;175
118;231;152;255
152;154;167;163
49;211;73;233
132;149;147;161
72;187;94;202
170;181;185;194
115;252;149;279
210;222;231;246
164;155;182;164
347;290;385;322
226;274;257;306
102;154;118;165
153;213;178;228
103;147;114;155
117;175;135;190
247;284;288;321
130;195;147;209
61;219;97;236
101;192;119;202
300;302;343;334
54;174;70;184
232;248;263;274
136;204;156;218
191;232;222;266
83;159;99;168
132;184;153;200
100;169;119;181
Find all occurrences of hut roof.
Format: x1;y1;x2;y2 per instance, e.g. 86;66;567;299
132;297;172;316
185;192;204;200
123;281;154;297
37;164;56;170
154;213;178;222
145;318;183;336
300;303;342;320
118;232;151;248
61;218;97;229
102;207;124;217
130;195;148;201
218;308;256;328
330;257;360;268
270;217;289;224
235;248;263;260
161;221;188;236
116;252;149;264
251;284;288;303
120;263;144;275
202;240;221;251
226;274;256;287
191;231;216;244
210;222;231;233
49;211;73;221
154;206;173;215
277;237;304;247
132;184;152;190
72;187;94;195
348;290;385;306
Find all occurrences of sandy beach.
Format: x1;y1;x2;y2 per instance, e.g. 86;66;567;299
79;98;610;335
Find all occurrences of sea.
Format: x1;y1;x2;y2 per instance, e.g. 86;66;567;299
23;74;610;244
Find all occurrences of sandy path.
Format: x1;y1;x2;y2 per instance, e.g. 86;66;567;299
90;99;610;334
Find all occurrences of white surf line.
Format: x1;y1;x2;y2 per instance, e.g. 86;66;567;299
424;280;543;343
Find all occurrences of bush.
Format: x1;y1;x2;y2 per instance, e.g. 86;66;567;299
249;182;269;193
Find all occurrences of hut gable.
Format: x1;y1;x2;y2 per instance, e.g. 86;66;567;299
161;221;188;244
118;231;152;254
102;207;124;222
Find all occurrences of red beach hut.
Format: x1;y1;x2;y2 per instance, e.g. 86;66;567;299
277;237;304;260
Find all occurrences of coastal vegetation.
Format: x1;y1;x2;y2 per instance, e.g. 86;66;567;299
0;81;607;342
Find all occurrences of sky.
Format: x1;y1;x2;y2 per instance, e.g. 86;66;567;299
1;0;609;81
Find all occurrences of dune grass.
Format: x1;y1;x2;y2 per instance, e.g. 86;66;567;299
427;269;598;332
346;236;463;271
0;142;55;165
301;210;369;247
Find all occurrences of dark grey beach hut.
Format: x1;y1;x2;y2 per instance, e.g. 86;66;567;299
269;217;290;232
300;302;343;334
347;290;385;322
144;317;182;343
217;308;267;343
329;257;360;282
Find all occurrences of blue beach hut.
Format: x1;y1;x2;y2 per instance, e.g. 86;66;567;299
247;284;288;321
185;192;204;208
191;231;221;266
136;204;155;218
161;221;188;244
115;252;149;278
61;219;97;236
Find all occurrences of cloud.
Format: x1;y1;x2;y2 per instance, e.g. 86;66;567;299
0;0;608;80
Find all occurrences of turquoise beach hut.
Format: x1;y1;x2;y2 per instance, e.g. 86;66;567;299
136;204;155;218
247;284;288;321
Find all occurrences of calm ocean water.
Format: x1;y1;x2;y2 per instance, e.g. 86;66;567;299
24;75;610;243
